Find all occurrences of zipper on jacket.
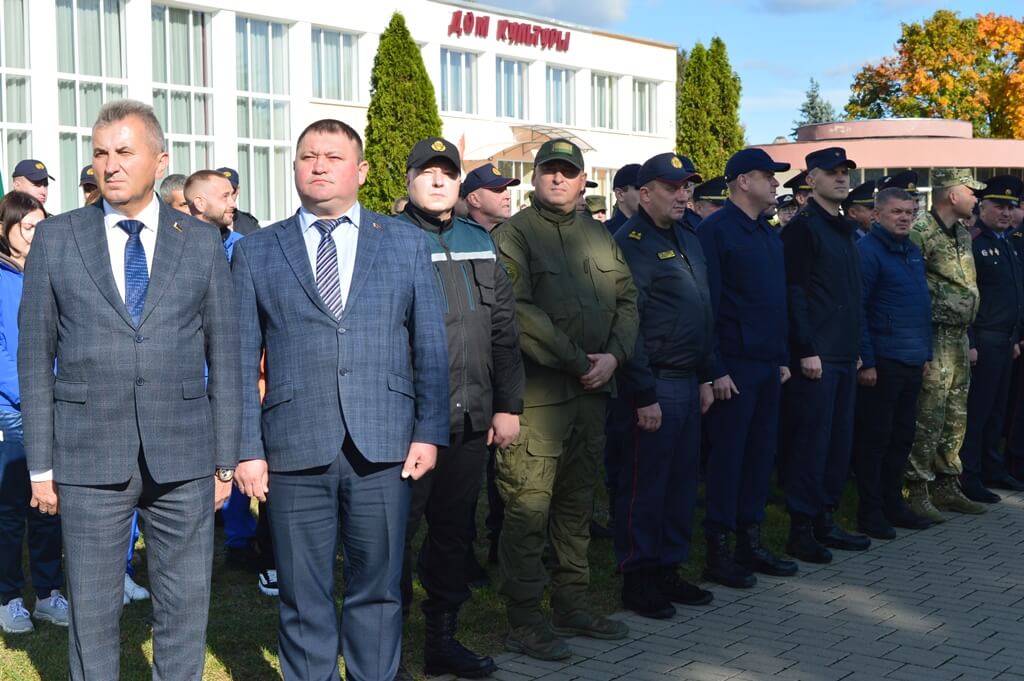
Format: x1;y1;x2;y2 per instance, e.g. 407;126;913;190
438;231;469;416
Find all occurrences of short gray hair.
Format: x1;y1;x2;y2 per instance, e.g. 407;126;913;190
93;99;166;153
159;173;186;203
874;187;915;209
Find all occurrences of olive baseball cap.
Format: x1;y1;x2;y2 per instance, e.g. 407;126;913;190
931;168;985;191
534;138;584;170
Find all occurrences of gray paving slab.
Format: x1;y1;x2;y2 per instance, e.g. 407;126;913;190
487;490;1024;681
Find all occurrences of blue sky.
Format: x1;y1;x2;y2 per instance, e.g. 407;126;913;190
483;0;1023;144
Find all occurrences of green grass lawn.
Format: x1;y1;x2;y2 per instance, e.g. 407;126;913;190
0;480;859;681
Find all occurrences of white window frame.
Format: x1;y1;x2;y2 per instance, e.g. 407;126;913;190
495;56;528;120
591;73;617;130
235;15;292;222
439;47;476;114
311;27;359;102
632;79;656;134
0;0;31;181
151;4;215;176
545;65;574;126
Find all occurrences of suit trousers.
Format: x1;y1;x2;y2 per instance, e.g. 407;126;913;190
402;427;488;615
58;454;213;681
960;330;1015;483
495;393;607;627
268;440;409;681
0;410;63;603
852;359;924;522
703;358;781;534
614;376;700;573
784;360;857;516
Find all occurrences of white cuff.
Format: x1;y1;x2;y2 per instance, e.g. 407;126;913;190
29;469;54;482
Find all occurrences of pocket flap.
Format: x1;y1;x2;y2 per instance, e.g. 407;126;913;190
262;382;293;409
526;435;561;457
387;372;415;398
53;380;87;404
182;379;207;400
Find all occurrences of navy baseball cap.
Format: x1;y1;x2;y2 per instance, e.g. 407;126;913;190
13;159;54;182
216;167;240;188
724;149;789;182
777;194;797;209
461;164;520;198
613;163;642;190
79;165;97;187
407;137;461;171
805;147;856;172
637;153;701;187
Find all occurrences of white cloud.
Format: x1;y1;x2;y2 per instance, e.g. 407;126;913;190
480;0;631;26
749;0;855;14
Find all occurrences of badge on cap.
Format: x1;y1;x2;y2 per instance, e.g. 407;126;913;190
431;140;446;152
628;230;642;240
657;250;676;260
907;183;917;192
553;141;573;154
86;168;94;176
35;162;44;170
491;166;501;176
223;171;232;177
670;157;683;169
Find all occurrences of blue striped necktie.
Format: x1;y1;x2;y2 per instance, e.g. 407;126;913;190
314;218;346;318
118;219;148;326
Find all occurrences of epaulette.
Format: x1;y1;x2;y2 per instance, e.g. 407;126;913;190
628;230;643;240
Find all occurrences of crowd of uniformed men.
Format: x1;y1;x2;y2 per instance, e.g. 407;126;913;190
5;126;1024;681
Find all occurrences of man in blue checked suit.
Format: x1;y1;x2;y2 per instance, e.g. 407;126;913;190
18;100;241;681
232;118;449;681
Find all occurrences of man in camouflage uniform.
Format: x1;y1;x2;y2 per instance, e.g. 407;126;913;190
905;169;986;520
492;139;638;661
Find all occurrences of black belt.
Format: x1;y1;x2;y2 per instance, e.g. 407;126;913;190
651;367;695;379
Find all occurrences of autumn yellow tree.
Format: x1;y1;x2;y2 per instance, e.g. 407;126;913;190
846;10;1024;138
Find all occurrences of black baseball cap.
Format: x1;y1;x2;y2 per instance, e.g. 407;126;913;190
877;171;919;195
783;171;810;191
407;137;461;171
461;164;520;197
613;164;642;190
13;159;54;182
724;149;790;181
805;147;856;172
692;176;728;203
79;165;97;187
844;180;876;207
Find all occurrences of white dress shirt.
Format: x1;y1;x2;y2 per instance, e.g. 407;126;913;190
299;202;361;310
30;194;163;483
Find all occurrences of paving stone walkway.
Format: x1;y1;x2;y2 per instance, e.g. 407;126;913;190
444;492;1024;681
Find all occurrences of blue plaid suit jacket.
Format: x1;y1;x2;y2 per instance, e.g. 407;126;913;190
232;207;448;469
18;200;242;485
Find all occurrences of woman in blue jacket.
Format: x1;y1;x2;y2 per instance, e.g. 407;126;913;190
0;191;68;633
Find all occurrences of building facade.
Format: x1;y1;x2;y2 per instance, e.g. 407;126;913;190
0;0;676;219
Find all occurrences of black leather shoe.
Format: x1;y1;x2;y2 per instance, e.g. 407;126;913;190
735;524;798;577
786;514;832;564
423;610;497;678
703;532;756;588
857;515;897;540
983;474;1024;492
962;478;1001;502
622;570;676;619
657;566;713;606
814;511;871;551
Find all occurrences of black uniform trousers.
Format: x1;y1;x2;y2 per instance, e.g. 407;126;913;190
961;329;1016;483
403;426;489;614
852;358;924;523
784;361;857;516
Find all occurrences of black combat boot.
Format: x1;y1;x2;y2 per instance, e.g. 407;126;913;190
786;513;832;564
657;565;713;605
735;524;798;576
622;569;675;619
423;609;497;678
813;510;870;551
702;532;756;588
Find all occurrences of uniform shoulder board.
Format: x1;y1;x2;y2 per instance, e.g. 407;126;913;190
628;230;643;240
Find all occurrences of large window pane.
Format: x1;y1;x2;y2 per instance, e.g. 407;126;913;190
236;97;250;137
273;101;289;141
6;130;29;171
322;30;341;100
253;146;270;219
311;28;323;98
57;0;75;73
171;140;190;174
168;7;190;85
194;93;211;135
252;98;270;139
77;0;102;76
249;20;269;93
102;0;124;77
271;22;287;95
235;16;248;90
151;5;166;81
5;76;28;123
152;88;168;130
5;0;27;69
236;144;251;212
79;81;102;126
170;90;190;134
60;132;80;211
192;12;210;86
59;80;77;126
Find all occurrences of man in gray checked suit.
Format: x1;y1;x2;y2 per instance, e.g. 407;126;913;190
231;118;449;681
18;100;241;681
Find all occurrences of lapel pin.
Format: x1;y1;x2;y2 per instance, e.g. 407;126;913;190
172;222;183;233
372;221;381;230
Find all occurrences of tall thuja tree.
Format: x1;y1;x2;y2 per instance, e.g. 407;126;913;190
707;37;744;173
361;12;442;213
676;42;720;175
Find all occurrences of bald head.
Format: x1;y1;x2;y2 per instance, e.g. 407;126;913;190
185;170;236;229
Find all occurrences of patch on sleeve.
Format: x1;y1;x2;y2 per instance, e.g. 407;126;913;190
501;260;518;283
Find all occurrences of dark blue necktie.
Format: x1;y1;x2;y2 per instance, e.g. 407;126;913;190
118;219;148;326
314;218;346;318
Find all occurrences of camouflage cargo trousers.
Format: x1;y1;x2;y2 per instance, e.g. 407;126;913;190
906;328;970;481
494;392;607;628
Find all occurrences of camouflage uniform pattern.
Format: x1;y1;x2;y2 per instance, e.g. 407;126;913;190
906;210;980;481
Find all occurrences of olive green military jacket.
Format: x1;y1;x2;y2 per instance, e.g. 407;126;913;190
493;202;639;407
908;209;979;329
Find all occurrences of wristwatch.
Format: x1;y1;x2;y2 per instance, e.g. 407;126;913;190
215;467;235;482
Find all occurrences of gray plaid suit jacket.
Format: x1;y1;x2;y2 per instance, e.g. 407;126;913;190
18;200;241;485
232;207;449;469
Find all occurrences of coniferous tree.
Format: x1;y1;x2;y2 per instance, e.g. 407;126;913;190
793;78;837;135
361;13;443;213
707;37;745;170
677;39;745;177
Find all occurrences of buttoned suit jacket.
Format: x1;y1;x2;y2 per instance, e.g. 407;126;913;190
18;200;241;485
231;207;449;470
